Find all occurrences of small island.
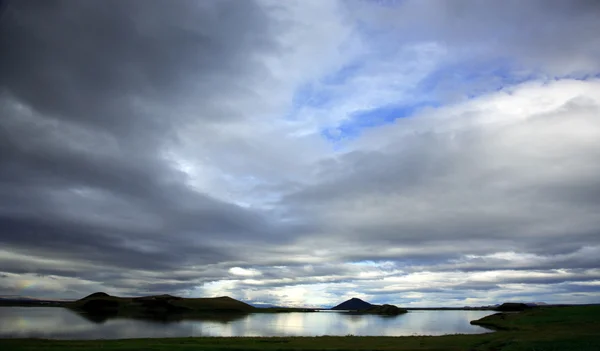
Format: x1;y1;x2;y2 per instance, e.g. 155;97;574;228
331;297;407;315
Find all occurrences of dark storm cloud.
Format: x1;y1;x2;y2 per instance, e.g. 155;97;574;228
0;0;272;134
113;281;205;296
561;284;600;294
0;0;284;297
352;270;600;297
415;249;600;274
0;215;231;270
502;273;600;286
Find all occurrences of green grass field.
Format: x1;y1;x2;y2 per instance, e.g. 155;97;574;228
1;305;599;351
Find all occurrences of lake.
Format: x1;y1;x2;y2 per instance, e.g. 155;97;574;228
0;307;494;339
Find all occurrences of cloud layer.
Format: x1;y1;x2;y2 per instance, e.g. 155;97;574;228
1;0;599;307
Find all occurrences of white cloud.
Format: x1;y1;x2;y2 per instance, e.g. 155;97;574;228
229;267;262;277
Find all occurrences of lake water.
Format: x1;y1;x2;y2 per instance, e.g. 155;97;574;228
0;307;494;339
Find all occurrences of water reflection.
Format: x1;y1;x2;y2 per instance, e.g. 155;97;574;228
0;307;494;339
73;310;248;325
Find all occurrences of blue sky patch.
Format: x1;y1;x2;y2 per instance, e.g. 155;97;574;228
323;101;438;142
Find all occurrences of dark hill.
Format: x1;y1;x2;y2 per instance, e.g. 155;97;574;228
360;304;407;315
331;297;373;310
81;292;111;300
69;293;256;315
495;302;532;312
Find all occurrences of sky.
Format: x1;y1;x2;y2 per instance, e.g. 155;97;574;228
0;0;599;308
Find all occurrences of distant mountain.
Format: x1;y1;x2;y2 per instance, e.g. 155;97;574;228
249;302;281;308
331;297;373;310
0;295;49;301
0;296;34;301
0;296;66;306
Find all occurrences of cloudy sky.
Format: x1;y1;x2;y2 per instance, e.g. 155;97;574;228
1;0;599;308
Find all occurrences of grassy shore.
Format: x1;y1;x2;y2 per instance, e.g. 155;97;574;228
1;305;599;350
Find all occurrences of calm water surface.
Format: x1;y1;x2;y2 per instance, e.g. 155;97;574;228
0;307;494;339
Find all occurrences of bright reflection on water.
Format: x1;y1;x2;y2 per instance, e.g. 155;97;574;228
0;307;494;339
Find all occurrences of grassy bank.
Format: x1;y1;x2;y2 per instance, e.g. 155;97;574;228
1;305;599;350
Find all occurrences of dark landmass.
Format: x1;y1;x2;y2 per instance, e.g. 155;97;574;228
494;302;532;312
68;292;255;317
353;304;408;315
331;297;373;310
470;304;600;331
331;298;406;315
2;305;598;350
0;296;68;307
65;292;318;319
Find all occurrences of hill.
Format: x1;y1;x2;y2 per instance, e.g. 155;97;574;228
494;302;533;312
68;292;256;316
360;304;408;315
331;297;373;310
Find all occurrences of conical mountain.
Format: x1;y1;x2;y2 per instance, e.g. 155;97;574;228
331;297;373;310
